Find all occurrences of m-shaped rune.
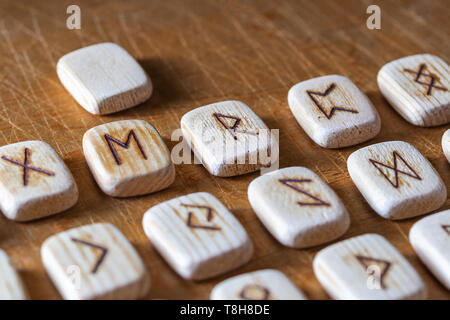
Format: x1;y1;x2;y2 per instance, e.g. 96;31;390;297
369;151;421;188
213;113;258;140
1;147;55;186
71;238;108;274
279;178;331;206
104;130;147;165
306;83;358;119
181;203;221;231
404;64;447;95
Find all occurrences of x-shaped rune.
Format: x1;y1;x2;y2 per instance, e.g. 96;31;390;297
404;64;447;95
1;148;55;186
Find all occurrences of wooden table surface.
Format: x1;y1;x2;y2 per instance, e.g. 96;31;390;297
0;0;448;300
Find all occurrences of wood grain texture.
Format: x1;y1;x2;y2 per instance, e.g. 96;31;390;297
41;222;150;299
142;192;253;280
0;140;78;221
0;0;448;299
57;42;153;115
409;209;450;290
248;166;350;248
347;141;446;220
313;233;426;299
443;129;450;163
377;54;449;127
0;249;28;299
83;119;175;197
210;269;306;300
288;75;381;148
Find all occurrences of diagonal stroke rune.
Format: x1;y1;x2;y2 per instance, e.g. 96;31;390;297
239;284;271;300
355;255;392;290
213;113;259;140
306;83;358;119
442;225;450;236
71;238;108;274
369;151;421;188
1;147;55;186
104;130;147;165
404;64;447;95
181;204;221;231
279;178;331;206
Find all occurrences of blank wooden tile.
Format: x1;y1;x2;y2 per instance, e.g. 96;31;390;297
248;166;350;248
41;223;150;300
313;233;426;300
0;250;28;300
347;141;446;220
57;42;152;115
83;120;175;197
442;129;450;164
181;100;274;177
288;75;380;148
0;140;78;221
378;54;450;127
409;209;450;290
210;269;306;300
142;192;253;280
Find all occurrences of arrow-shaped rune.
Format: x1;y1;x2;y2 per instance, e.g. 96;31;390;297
355;255;392;290
181;204;221;231
71;238;108;274
442;225;450;236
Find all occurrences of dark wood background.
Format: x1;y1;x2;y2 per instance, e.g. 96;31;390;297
0;0;448;299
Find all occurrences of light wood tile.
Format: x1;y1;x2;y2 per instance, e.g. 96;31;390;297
442;129;450;164
347;141;446;220
0;249;28;300
142;192;253;280
248;166;350;248
41;223;150;300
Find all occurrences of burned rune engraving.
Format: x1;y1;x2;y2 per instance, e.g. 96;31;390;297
369;151;421;188
239;284;270;300
355;255;392;290
404;64;447;95
306;83;358;119
181;204;221;231
71;238;108;274
213;113;258;140
1;148;55;186
104;130;147;165
279;178;331;206
442;225;450;236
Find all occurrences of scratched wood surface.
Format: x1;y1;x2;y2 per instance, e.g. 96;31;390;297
0;0;448;300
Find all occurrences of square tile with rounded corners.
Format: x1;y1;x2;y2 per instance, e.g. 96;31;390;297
0;140;78;221
57;42;152;115
347;141;446;220
247;166;350;248
409;209;450;290
442;129;450;164
142;192;253;280
41;223;150;300
83;119;175;197
287;75;380;148
313;233;426;300
0;250;28;300
377;54;450;126
210;269;306;300
181;100;276;177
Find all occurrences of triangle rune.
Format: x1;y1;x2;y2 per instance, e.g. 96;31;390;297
279;178;331;207
355;255;392;290
71;238;108;274
181;204;221;231
369;151;421;188
213;113;258;140
306;83;358;119
442;225;450;236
